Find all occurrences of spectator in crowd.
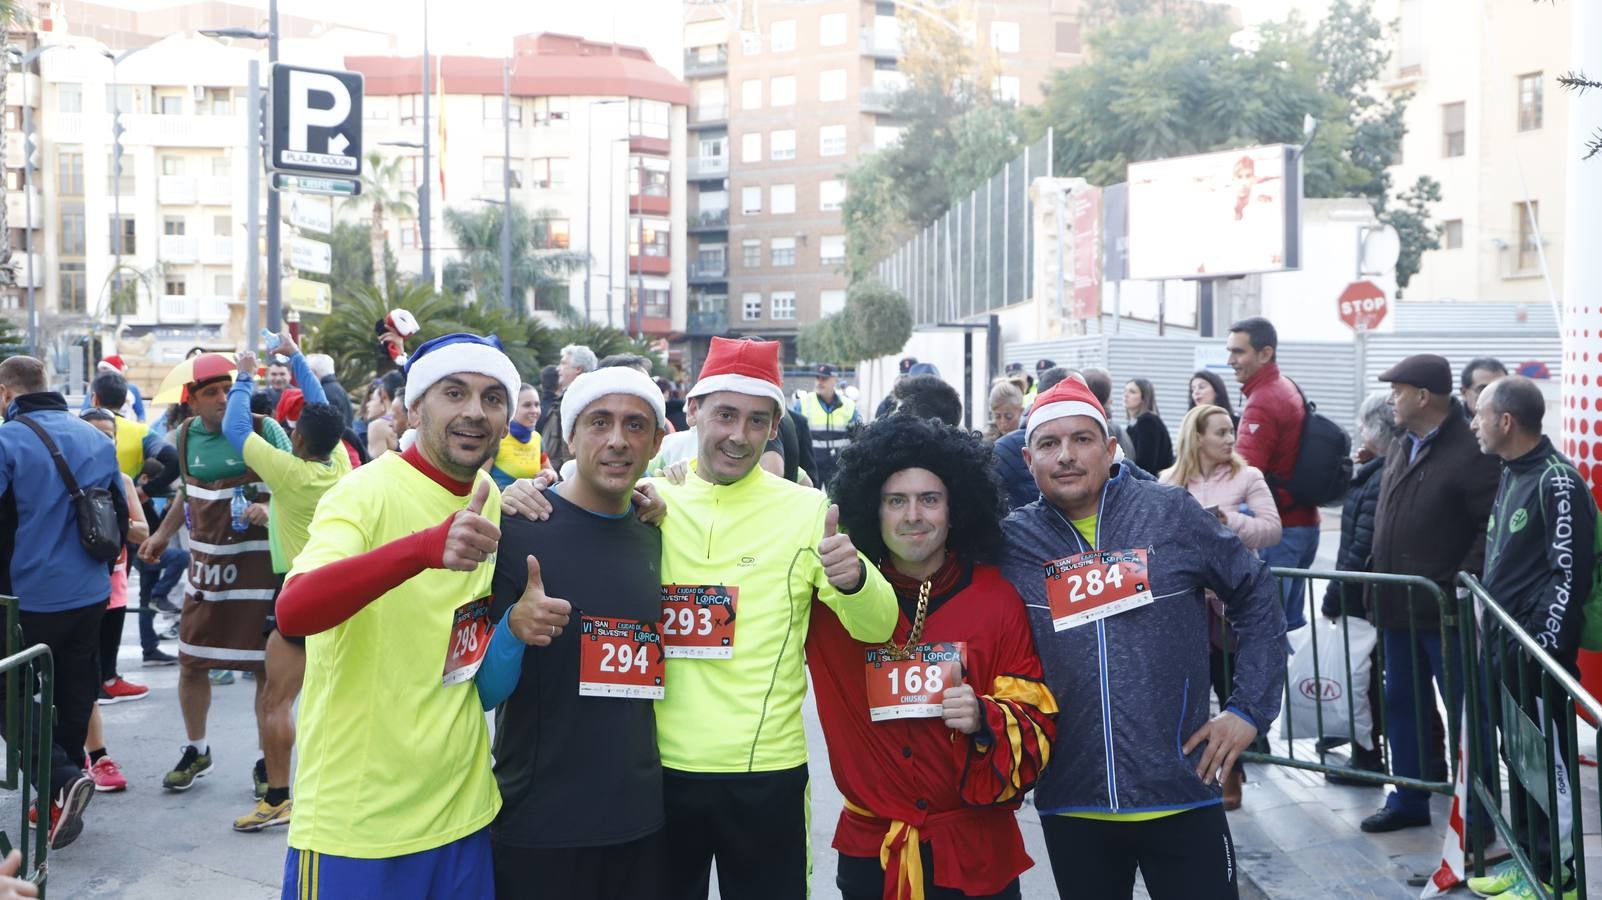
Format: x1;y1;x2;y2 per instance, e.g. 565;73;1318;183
1361;354;1500;833
1002;362;1030;399
994;366;1077;508
80;355;146;421
250;391;277;417
1228;316;1319;631
535;364;561;433
1459;356;1508;421
986;379;1024;444
1026;358;1056;407
0;356;128;849
261;361;293;407
1123;378;1175;474
1189;369;1238;427
1161;402;1281;809
793;363;862;488
598;353;653;375
539;344;597;473
305;354;352;429
659;377;688;432
1079;368;1137;463
364;371;405;458
874;355;920;419
887;372;961;427
1463;375;1597;899
1319;391;1404;783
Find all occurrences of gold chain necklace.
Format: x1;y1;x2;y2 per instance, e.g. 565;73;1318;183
881;579;931;661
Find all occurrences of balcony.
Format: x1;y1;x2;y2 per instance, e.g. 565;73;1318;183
687;306;729;335
689;155;728;180
859;89;900;115
159;294;195;320
202;237;233;264
859;28;901;59
200;296;229;322
7;73;40;108
158;175;196;206
684;46;728;78
5;189;41;230
121;113;237;148
198;175;232;206
158;235;198;263
688;260;728;284
688;208;730;232
689;105;727;130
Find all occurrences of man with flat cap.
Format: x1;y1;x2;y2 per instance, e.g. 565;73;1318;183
1361;353;1501;833
1025;359;1055;408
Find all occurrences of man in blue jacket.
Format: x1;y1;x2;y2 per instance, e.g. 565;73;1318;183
0;356;128;850
1000;377;1285;900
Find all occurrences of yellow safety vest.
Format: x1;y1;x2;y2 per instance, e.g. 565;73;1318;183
797;392;857;453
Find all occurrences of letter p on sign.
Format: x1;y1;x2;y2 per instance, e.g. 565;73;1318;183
288;70;351;153
270;63;363;177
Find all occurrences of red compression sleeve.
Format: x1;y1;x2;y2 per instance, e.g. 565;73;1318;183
275;514;453;636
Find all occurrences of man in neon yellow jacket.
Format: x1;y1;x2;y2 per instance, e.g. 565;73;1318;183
649;336;896;899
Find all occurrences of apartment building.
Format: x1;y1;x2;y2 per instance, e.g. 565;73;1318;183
348;33;690;337
683;0;1084;366
1377;0;1572;303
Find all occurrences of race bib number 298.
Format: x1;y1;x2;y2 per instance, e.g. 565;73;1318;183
1045;548;1154;632
442;596;493;686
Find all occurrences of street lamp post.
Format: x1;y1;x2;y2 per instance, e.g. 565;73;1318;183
102;45;152;348
420;0;433;287
502;56;512;313
584;99;625;323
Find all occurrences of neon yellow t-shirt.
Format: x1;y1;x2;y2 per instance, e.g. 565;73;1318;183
491;431;543;485
286;452;502;858
1062;512;1183;824
113;417;150;480
242;433;352;573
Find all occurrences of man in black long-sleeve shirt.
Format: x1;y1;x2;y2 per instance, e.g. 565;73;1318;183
1467;375;1596;896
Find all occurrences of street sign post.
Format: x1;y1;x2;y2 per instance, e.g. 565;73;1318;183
290;237;332;275
269;63;363;179
271;173;360;197
1338;280;1388;332
286;277;332;315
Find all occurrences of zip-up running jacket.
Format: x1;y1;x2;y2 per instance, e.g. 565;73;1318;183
1483;437;1597;671
649;460;897;773
1000;465;1286;814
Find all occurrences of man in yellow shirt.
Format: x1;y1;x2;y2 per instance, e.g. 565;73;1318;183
273;332;521;899
224;334;352;833
649;336;896;899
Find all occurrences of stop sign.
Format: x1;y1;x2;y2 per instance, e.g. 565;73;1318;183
1338;280;1388;332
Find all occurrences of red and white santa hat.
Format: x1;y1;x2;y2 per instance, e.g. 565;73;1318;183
686;336;785;409
1025;377;1108;443
98;355;126;374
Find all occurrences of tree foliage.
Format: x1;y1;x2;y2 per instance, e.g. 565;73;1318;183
797;281;911;365
343;152;415;301
329;220;396;296
441;204;586;319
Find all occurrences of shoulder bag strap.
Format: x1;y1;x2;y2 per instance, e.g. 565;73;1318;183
15;414;85;498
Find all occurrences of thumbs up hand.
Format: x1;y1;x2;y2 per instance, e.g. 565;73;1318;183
818;503;864;592
508;555;572;647
442;480;502;572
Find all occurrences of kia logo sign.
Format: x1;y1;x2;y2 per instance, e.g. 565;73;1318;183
1297;676;1341;701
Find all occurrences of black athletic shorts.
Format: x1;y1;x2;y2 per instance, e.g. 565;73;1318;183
1040;804;1239;900
491;830;666;900
663;765;809;900
262;583;304;649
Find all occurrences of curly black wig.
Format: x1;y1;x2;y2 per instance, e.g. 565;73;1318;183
828;415;1009;566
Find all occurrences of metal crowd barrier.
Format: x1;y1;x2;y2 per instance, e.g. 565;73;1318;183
0;594;55;896
1458;573;1596;899
1226;568;1459;795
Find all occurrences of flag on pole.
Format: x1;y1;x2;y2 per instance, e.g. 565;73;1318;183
435;54;448;204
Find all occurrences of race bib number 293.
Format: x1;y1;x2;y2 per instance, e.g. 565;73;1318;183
1045;549;1154;632
659;585;737;658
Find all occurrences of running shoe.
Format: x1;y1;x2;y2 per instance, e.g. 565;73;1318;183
154;597;181;615
163;745;213;791
142;649;178;666
158;620;179;641
209;670;234;686
252;758;268;800
232;798;291;832
1493;878;1576;900
89;756;128;793
99;677;150;704
43;774;94;849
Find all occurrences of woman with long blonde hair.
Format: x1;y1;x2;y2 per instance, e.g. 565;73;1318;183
1161;403;1281;810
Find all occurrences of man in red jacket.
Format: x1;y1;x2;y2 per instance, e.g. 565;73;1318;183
808;415;1057;900
1228;316;1319;630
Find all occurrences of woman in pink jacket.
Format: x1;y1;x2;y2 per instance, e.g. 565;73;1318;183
1162;403;1281;809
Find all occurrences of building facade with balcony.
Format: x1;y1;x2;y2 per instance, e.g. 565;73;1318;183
346;33;690;341
683;0;1084;368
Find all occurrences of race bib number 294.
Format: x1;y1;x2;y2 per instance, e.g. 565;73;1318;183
1045;548;1154;632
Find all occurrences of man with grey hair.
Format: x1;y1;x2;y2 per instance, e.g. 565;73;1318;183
539;345;598;473
304;354;352;430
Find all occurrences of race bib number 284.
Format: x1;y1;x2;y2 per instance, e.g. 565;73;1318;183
1045;549;1154;632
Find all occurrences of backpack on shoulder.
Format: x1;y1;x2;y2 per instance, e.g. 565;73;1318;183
16;414;123;563
1274;381;1353;508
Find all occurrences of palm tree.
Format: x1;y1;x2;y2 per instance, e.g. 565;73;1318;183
440;203;585;319
0;1;30;288
343;151;414;301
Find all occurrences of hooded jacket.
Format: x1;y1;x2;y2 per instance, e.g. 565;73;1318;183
1000;464;1285;814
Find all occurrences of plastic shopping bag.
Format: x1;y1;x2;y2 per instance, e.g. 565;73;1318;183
1280;616;1376;750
